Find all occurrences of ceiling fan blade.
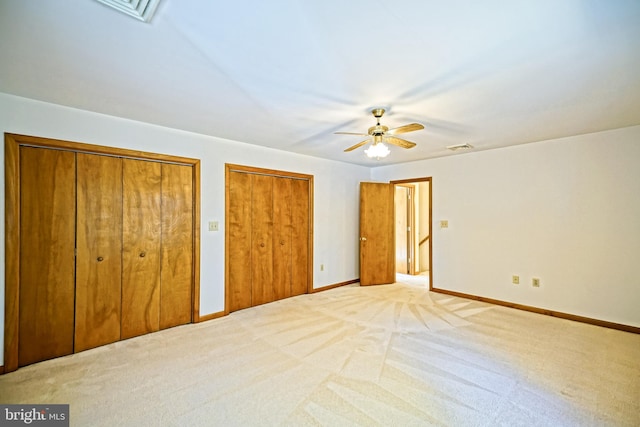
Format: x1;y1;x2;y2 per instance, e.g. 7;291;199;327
386;123;424;135
344;139;370;152
385;136;416;149
335;131;369;136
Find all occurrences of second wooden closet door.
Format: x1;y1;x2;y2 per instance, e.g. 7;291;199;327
251;175;298;305
228;170;310;312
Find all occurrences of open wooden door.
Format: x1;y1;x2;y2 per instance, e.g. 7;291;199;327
360;182;395;286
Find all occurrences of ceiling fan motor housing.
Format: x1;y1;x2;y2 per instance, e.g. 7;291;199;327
368;125;389;136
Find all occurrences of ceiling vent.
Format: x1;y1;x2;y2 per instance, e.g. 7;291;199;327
95;0;161;22
446;143;474;151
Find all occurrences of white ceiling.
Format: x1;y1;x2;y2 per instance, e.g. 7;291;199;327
1;0;639;166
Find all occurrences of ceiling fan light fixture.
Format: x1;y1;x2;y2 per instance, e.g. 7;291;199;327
365;142;390;159
336;108;422;158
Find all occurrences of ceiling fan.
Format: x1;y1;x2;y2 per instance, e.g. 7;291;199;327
335;108;424;158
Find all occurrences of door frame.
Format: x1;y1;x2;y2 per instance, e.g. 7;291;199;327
4;133;201;373
224;164;314;313
391;177;433;290
395;184;415;275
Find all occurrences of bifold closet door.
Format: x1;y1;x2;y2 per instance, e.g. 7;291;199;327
227;169;310;312
121;159;162;339
251;174;275;306
273;177;293;300
75;153;123;352
160;163;194;329
18;148;76;367
290;178;309;296
228;171;252;312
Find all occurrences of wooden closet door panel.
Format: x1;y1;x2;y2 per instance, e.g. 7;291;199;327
122;159;162;339
273;177;292;299
18;147;76;367
160;163;193;329
291;179;310;296
251;174;274;306
75;153;123;352
228;171;252;311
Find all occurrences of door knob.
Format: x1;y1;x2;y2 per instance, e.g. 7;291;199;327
360;237;367;241
97;256;104;262
280;240;285;245
260;243;265;247
139;252;146;257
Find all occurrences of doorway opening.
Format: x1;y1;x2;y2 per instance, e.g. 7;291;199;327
391;178;432;289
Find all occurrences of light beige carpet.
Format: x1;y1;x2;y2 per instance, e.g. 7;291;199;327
1;281;639;426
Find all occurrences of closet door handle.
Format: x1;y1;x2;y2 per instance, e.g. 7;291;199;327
97;256;104;262
139;252;146;258
280;240;285;245
260;243;265;247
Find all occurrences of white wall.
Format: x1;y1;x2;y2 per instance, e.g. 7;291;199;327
373;126;640;327
0;93;371;365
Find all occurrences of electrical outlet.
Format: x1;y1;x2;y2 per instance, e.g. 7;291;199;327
208;221;218;231
440;220;449;228
512;275;520;285
532;278;540;287
320;264;324;271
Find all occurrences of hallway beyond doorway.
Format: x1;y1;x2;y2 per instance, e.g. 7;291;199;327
396;272;429;287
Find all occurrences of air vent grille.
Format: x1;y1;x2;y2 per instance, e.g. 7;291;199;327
95;0;161;22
